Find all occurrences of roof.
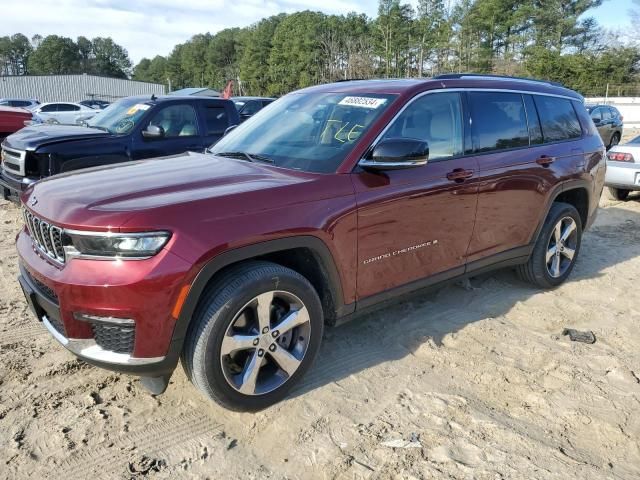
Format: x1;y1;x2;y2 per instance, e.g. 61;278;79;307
295;76;582;101
232;96;276;101
168;87;220;97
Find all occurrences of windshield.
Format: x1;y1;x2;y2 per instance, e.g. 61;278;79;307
87;97;152;134
210;92;397;173
630;135;640;144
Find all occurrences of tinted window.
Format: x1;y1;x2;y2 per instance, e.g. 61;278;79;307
40;104;58;112
57;104;80;112
469;92;529;152
240;101;261;116
534;96;582;142
204;106;228;135
523;95;543;145
262;100;274;108
0;100;8;106
149;104;199;137
573;101;599;137
590;107;602;122
381;92;463;160
602;108;612;121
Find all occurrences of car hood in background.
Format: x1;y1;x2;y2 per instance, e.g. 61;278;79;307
2;124;111;150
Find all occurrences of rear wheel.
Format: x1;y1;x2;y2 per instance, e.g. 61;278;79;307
182;261;323;411
518;202;582;289
609;187;630;201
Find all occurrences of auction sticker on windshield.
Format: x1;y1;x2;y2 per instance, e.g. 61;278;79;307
126;104;151;115
338;96;387;109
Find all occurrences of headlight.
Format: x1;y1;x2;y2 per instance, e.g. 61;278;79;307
63;230;170;260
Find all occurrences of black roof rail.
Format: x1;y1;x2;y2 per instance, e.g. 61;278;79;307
433;73;564;88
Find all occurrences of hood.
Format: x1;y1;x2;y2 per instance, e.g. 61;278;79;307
22;152;344;229
3;124;111;150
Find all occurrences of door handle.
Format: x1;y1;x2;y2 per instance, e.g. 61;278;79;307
446;168;474;182
536;155;555;167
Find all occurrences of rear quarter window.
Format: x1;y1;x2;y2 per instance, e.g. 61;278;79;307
572;101;599;138
533;96;582;142
468;91;529;152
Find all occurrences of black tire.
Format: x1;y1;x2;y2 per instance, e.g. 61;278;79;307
518;202;582;289
608;187;630;201
182;261;324;411
608;132;620;150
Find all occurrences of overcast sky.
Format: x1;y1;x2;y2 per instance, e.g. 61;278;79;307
1;0;630;65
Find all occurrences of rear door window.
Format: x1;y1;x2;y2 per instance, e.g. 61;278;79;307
381;92;463;161
57;103;80;112
468;92;529;152
534;96;582;142
40;104;58;112
203;106;229;135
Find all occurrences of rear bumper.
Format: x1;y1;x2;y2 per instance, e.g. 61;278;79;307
605;161;640;190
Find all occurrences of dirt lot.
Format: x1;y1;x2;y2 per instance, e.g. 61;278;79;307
2;187;640;478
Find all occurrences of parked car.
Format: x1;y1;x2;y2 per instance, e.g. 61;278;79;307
604;135;640;200
15;75;605;411
232;96;275;122
79;99;111;110
29;102;97;126
586;104;623;149
1;95;239;201
0;106;32;140
0;98;40;110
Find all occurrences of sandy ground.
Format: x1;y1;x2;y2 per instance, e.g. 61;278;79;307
2;158;640;478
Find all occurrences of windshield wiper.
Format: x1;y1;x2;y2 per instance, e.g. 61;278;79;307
214;151;274;164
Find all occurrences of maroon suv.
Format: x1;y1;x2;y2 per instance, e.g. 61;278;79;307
16;75;605;410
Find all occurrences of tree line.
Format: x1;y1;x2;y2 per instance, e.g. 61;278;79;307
0;34;132;78
2;0;639;96
132;0;640;97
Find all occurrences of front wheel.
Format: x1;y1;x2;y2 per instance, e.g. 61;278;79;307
182;261;324;411
518;202;582;289
609;187;630;201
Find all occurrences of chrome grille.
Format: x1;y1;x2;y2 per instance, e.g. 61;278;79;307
1;147;26;175
22;208;65;264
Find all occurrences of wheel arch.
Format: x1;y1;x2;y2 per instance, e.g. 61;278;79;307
172;236;349;350
532;180;591;244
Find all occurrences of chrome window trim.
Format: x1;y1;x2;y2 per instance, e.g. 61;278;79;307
358;87;583;169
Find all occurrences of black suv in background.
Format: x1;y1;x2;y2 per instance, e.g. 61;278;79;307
233;96;275;122
587;104;623;149
0;95;239;201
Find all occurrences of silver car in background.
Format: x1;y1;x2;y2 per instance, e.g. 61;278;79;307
605;135;640;200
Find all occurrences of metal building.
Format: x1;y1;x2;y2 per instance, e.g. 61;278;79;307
0;74;165;103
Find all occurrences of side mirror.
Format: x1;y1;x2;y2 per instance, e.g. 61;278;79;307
359;138;429;171
224;124;238;136
142;125;164;139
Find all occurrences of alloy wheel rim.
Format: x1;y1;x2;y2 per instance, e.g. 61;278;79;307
220;290;311;396
546;216;578;278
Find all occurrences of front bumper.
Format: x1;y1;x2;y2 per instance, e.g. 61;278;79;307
16;228;193;376
605;161;640;190
0;168;37;203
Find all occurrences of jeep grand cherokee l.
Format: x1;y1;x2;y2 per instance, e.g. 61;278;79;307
1;95;239;202
16;75;605;411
